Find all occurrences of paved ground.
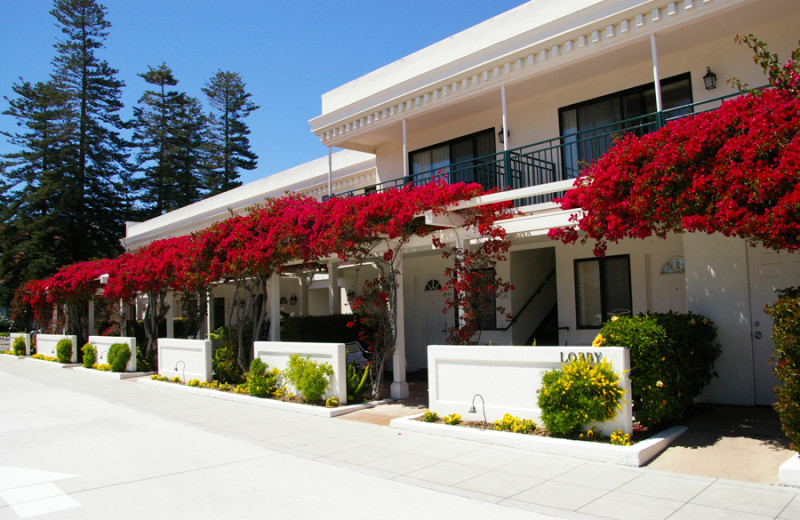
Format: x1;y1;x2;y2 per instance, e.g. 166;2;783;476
2;356;799;520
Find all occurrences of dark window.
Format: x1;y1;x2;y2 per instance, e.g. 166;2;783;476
409;128;497;189
475;269;498;330
213;297;225;330
559;73;693;178
574;255;631;329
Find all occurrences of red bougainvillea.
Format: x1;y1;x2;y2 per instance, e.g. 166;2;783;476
550;38;800;255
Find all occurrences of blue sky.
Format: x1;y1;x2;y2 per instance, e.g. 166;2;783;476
0;0;527;185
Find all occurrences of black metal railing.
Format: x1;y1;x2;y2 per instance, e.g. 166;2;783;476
332;88;759;202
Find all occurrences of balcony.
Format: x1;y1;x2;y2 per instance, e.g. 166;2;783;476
331;88;754;205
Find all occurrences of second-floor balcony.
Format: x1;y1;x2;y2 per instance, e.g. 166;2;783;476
331;88;754;207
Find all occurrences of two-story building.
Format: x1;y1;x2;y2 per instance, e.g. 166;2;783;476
124;0;800;405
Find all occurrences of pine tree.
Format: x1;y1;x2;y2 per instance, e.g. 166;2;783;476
132;63;207;217
49;0;128;261
0;80;73;305
202;70;259;195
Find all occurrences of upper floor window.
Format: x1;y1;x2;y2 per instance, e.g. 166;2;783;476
575;255;631;329
409;128;497;189
559;73;692;178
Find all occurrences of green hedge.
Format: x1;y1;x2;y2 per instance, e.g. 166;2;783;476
598;311;720;428
281;314;371;344
765;287;800;451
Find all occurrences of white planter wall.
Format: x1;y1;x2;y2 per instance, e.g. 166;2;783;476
88;336;137;372
427;345;632;436
36;334;78;363
158;338;213;382
252;341;346;403
8;333;30;356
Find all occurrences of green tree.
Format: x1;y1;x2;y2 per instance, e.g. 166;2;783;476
49;0;128;260
132;63;207;217
202;70;259;195
0;80;73;305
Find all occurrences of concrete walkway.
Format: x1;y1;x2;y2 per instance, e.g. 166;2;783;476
1;356;799;520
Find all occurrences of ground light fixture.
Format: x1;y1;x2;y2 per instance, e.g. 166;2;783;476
175;360;186;383
468;393;487;426
703;66;717;90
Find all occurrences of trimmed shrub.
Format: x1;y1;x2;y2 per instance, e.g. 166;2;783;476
246;358;280;398
213;341;244;384
538;357;625;435
12;336;26;356
281;314;373;343
81;343;96;368
56;339;73;363
597;312;720;428
765;287;800;451
107;343;131;372
284;354;334;403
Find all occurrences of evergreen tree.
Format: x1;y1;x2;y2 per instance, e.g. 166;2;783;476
49;0;128;261
132;63;207;217
0;80;73;305
0;0;127;305
202;70;259;195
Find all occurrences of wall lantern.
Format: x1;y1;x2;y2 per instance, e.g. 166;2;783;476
497;126;509;144
703;67;717;90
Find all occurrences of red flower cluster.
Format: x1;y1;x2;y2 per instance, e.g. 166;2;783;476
549;88;800;255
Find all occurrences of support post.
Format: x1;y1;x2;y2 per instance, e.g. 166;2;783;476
402;119;408;180
328;261;340;315
87;298;95;337
299;273;310;316
269;272;281;341
328;146;333;198
501;85;509;151
650;34;664;126
391;255;409;399
165;291;175;338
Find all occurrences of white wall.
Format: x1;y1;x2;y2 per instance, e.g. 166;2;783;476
252;341;346;403
428;345;632;436
158;338;213;382
36;334;78;363
557;235;684;347
89;336;137;372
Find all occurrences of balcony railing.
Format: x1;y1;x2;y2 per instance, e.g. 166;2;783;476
331;88;758;204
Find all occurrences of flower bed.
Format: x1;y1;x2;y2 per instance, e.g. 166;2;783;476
137;375;392;418
392;412;685;467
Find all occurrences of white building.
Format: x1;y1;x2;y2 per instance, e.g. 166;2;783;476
124;0;800;405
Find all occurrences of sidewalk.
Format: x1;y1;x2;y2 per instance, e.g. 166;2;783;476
1;356;799;520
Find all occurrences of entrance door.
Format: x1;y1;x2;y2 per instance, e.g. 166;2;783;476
420;278;448;352
748;247;800;405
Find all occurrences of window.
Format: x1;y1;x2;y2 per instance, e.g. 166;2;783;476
574;255;631;329
409;129;497;189
559;73;693;178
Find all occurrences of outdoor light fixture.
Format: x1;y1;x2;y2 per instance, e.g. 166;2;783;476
175;360;186;383
703;67;717;90
497;126;509;144
468;393;487;426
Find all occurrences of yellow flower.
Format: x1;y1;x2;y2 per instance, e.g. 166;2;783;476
592;333;604;347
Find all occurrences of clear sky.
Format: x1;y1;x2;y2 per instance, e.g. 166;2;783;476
0;0;527;185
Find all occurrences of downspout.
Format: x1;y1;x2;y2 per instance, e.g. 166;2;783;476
501;85;509;151
402;119;408;179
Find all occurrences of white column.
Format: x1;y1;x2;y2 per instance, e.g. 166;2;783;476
165;291;175;338
501;85;509;151
391;256;409;399
328;146;333;198
328;261;341;315
119;299;126;337
402;119;408;178
299;273;310;316
199;290;209;339
650;34;663;113
269;272;281;341
87;299;95;337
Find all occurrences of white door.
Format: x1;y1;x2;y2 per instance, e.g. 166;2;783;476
649;255;688;314
419;278;449;366
748;248;800;405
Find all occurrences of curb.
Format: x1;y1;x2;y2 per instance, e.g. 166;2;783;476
389;413;686;467
137;377;393;418
779;453;800;488
72;367;155;380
